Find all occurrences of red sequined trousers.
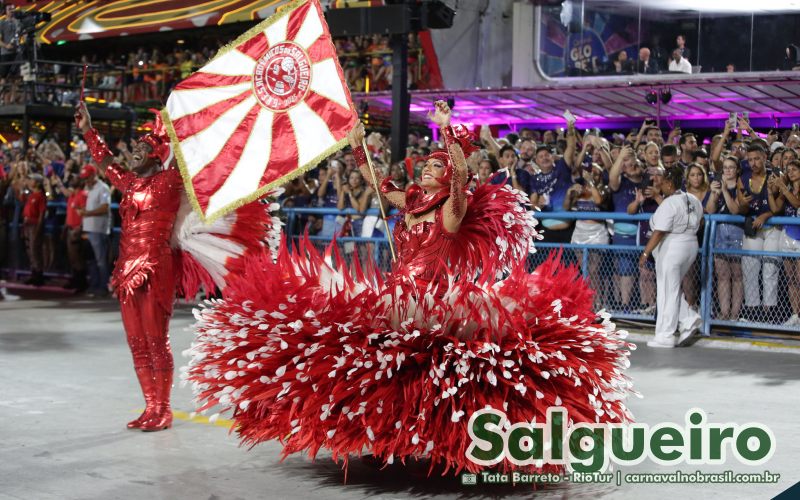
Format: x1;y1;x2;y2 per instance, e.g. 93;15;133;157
85;128;182;430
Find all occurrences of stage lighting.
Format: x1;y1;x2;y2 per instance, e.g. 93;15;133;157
660;89;672;105
645;89;658;105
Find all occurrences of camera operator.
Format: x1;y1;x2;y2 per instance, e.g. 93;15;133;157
0;3;20;105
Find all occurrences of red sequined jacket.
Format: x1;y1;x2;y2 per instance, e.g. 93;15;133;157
85;129;182;300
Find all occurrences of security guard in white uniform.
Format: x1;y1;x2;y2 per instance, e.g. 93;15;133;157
640;166;704;348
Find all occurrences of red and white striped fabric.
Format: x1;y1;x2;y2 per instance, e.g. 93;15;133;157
163;0;358;222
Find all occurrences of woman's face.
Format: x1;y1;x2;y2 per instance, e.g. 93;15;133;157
420;157;446;190
687;166;705;189
348;170;363;189
478;160;493;181
390;164;406;181
644;145;660;167
647;167;664;189
787;164;800;183
771;151;784;167
636;144;647;160
721;160;737;181
783;150;798;168
500;150;517;169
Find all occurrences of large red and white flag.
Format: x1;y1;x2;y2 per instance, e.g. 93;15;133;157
162;0;358;222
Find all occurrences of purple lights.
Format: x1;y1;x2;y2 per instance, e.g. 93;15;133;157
354;72;800;129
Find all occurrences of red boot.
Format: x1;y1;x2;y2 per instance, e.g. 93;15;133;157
140;369;173;432
127;366;157;429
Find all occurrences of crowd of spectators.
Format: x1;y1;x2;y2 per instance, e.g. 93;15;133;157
0;133;131;299
0;30;431;107
336;33;430;92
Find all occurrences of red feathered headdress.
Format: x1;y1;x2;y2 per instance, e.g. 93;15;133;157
140;109;173;167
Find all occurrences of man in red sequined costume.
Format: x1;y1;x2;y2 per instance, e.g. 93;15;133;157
76;102;180;432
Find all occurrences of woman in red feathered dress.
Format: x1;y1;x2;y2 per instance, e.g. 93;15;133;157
186;101;635;474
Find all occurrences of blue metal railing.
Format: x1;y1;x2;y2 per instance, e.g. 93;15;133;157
4;200;800;337
283;207;800;337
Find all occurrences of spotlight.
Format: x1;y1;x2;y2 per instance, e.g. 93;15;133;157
660;88;672;105
645;89;658;105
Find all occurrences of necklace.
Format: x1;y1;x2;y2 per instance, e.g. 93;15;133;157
749;176;765;194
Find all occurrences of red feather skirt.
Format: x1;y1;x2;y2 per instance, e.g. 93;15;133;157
184;239;635;475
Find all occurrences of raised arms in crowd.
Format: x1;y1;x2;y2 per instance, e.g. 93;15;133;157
479;125;501;158
608;144;634;192
710;121;733;172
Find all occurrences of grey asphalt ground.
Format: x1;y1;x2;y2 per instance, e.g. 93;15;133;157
1;294;798;500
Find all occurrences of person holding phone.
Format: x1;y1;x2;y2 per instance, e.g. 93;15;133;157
640;166;704;348
738;144;780;322
316;159;343;238
706;157;743;321
565;165;610;309
629;166;665;316
608;145;645;312
529;121;579;244
769;160;800;325
635;119;663;148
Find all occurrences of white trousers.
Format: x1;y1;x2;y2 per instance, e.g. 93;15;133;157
654;238;702;343
742;228;782;307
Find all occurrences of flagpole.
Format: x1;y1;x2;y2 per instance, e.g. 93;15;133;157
361;138;397;263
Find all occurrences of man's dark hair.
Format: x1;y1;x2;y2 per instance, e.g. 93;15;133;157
535;145;552;155
679;133;696;146
751;138;769;151
746;144;766;155
505;133;519;146
498;144;518;158
661;144;678;157
692;149;708;160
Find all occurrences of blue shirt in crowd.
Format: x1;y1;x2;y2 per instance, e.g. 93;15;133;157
611;175;645;238
529;158;572;212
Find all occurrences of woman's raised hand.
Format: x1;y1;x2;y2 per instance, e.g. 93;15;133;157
428;100;451;127
347;122;365;149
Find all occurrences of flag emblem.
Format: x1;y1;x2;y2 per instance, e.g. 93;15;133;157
162;0;358;222
254;41;312;111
